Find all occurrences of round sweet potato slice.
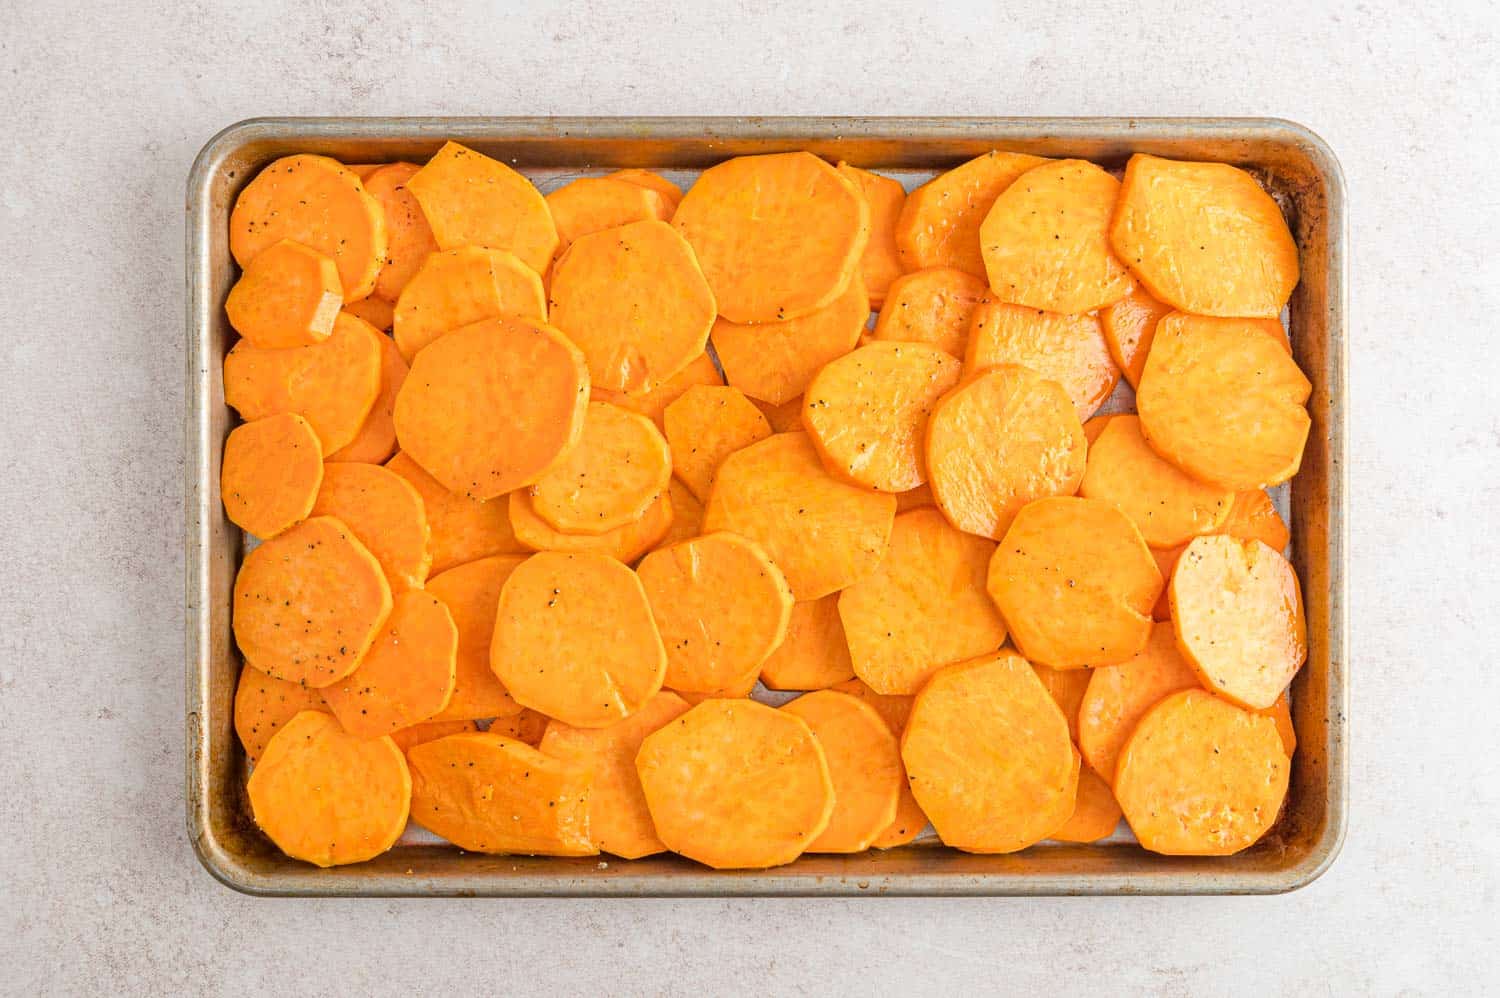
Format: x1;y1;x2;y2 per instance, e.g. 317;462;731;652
1077;621;1201;780
701;432;896;600
869;267;989;359
803;342;962;493
220;412;323;539
663;385;772;502
1100;285;1173;389
424;555;526;721
1115;689;1290;855
901;652;1078;853
327;332;408;464
637;533;793;695
781;690;902;853
1170;535;1307;710
320;590;457;738
529;401;671;534
233;516;392;688
248;710;410;867
225;239;343;349
895;151;1048;277
311;462;431;592
392;246;547;362
924;365;1086;540
607;169;683;214
1080;414;1234;548
979;159;1132;314
1033;663;1091;743
593;351;724;431
759;595;855;692
635;698;834;869
509;489;673;563
546;176;669;251
1110;153;1299;319
491;551;666;727
836;162;907;307
233;667;328;763
1050;762;1122;843
964;302;1120;420
711;276;868;406
672;151;868;324
384;451;523;574
828;677;930;848
651;479;705;553
840;508;1007;695
388;718;477;755
365;162;440;304
987;497;1161;669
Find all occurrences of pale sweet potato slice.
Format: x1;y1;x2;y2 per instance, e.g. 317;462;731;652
1077;622;1200;780
388;718;476;755
781;690;902;853
987;496;1161;669
760;596;855;691
1050;762;1122;843
393;315;589;501
311;462;431;592
828;678;929;848
529;401;671;534
1115;689;1289;855
233;667;328;762
637;533;793;694
804;342;962;493
895;151;1048;277
538;691;691;859
509;489;673;563
230;154;387;302
1082;414;1114;448
963;302;1120;420
341;296;395;332
979;159;1132;314
220;412;323;539
408;731;595;855
1033;663;1091;742
546;176;670;251
1170;535;1307;710
840;508;1007;694
1111;153;1299;318
405;141;559;275
385;451;523;574
607;169;684;214
491;551;666;727
326;332;407;464
424;555;526;721
488;707;551;746
392;246;547;362
651;479;705;553
1080;414;1234;547
1137;313;1311;489
663;385;772;502
752;396;807;434
924;365;1086;540
702;432;896;600
226;239;343;349
672;151;868;323
550;219;716;393
869;267;989;358
636;699;834;869
321;590;457;737
364;162;440;304
1100;286;1173;388
901;652;1078;853
711;276;868;406
233;516;392;687
592;351;724;431
836;163;906;307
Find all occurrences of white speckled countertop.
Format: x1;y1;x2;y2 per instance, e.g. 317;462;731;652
2;1;1497;993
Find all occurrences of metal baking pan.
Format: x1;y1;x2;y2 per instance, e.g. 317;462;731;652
186;117;1347;897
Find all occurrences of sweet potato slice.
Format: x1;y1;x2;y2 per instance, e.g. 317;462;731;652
1100;286;1173;389
760;596;855;691
538;691;691;859
1033;663;1090;742
753;396;806;434
869;267;989;359
1170;536;1307;710
491;551;666;727
711;276;868;406
1082;414;1114;448
362;162;441;304
636;699;834;869
424;555;526;721
225;239;343;349
224;311;383;454
311;462;431;592
840;508;1007;694
651;479;704;553
637;533;793;694
529;401;671;534
233;667;328;762
804;342;962;493
489;707;550;747
987;497;1161;669
607;169;683;214
979;159;1132;314
672;151;868;323
342;296;395;332
233;516;392;687
389;718;476;755
230;154;387;302
1110;153;1299;318
220;412;323;539
895;151;1048;277
1077;622;1200;780
1222;489;1291;552
924;365;1086;540
781;690;902;853
405;141;559;275
1050;762;1122;843
663;385;772;502
836;163;906;307
385;451;523;574
828;678;929;848
1138;312;1311;489
1115;689;1289;855
408;732;595;856
549;219;716;393
394;315;588;501
963;302;1119;420
392;246;547;362
509;489;673;563
321;590;457;737
702;432;896;600
327;332;407;464
1261;691;1298;757
593;351;724;431
901;652;1078;853
546;176;670;251
1080;414;1234;547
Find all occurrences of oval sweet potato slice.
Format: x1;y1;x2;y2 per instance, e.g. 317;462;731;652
987;496;1161;669
489;707;551;746
592;351;724;431
1170;535;1307;710
651;479;705;553
781;690;902;853
1110;153;1299;318
1100;285;1173;389
392;246;547;362
840;508;1007;695
836;162;906;307
759;596;855;692
607;169;683;214
546;176;670;251
1050;763;1122;843
1033;663;1090;743
233;516;392;688
320;590;457;738
388;718;476;755
901;652;1077;853
538;691;691;859
311;462;431;592
233;667;328;763
1077;621;1200;780
327;332;408;464
529;401;671;535
828;677;930;848
702;432;896;600
384;451;523;574
220;412;323;539
924;365;1086;540
247;710;409;867
895;151;1048;277
230;154;387;302
637;533;793;695
869;267;989;359
225;239;343;349
635;698;834;869
672;151;868;324
509;489;673;563
1115;689;1289;855
663;385;772;502
963;302;1120;420
364;162;440;304
424;555;526;721
803;342;962;493
1080;414;1234;548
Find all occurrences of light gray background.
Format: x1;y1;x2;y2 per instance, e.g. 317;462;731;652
2;0;1495;994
